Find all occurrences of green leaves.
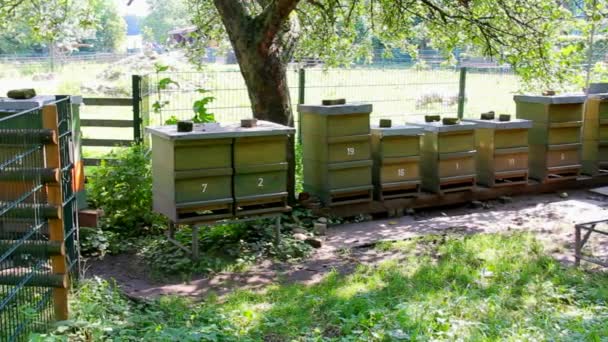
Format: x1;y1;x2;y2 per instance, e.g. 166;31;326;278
192;88;216;124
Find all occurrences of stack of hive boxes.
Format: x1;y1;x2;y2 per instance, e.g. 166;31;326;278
466;116;532;187
582;93;608;176
148;121;293;223
370;123;423;200
409;120;477;193
514;94;584;182
299;102;374;206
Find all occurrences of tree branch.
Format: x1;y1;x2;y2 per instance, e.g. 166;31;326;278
257;0;301;52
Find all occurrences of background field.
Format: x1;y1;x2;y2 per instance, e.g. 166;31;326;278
0;54;522;159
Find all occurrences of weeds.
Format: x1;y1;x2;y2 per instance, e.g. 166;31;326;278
35;233;608;341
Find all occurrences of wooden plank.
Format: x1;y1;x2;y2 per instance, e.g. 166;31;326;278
83;97;132;106
41;104;69;321
0;273;68;288
0;240;65;256
316;175;608;218
80;119;134;128
82;138;132;147
83;158;118;166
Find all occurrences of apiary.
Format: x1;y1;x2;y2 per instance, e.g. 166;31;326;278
370;122;422;200
582;93;608;176
298;102;373;206
466;115;532;187
408;119;477;193
147;121;294;223
514;94;584;182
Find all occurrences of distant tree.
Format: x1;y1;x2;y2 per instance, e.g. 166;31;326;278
0;0;96;56
90;0;127;52
141;0;189;43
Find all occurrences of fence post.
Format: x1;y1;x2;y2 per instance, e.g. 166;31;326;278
457;67;467;119
297;68;306;143
42;104;69;321
132;75;142;143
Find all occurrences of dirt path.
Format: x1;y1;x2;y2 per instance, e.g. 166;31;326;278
85;189;608;299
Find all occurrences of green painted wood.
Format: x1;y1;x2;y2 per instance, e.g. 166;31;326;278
174;139;232;171
81;138;132;147
234;136;287;167
494;129;528;149
80;119;133;128
175;174;232;204
234;168;287;199
83;97;132;106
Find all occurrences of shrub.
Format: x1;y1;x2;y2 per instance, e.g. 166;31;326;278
87;144;164;237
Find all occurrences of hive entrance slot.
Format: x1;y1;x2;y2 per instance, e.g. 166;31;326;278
493;173;528;186
176;204;233;223
235;197;290;217
438;177;475;193
381;184;420;200
545;169;580;182
329;189;373;206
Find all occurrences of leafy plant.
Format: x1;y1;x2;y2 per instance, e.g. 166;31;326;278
151;63;179;124
87;144;164;237
192;88;216;123
79;227;110;258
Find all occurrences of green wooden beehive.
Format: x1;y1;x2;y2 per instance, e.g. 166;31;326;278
147;121;294;223
582;94;608;175
298;102;373;206
466;118;532;187
514;94;584;182
370;124;422;200
233;131;291;217
408;120;477;193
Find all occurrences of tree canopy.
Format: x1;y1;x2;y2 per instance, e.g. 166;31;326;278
0;0;125;54
186;1;577;90
141;0;190;44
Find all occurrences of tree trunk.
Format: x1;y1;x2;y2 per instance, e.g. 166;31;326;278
236;46;296;201
212;0;301;201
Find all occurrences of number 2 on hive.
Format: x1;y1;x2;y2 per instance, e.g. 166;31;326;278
258;178;264;187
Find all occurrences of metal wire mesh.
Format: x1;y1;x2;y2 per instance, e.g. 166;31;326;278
0;97;77;341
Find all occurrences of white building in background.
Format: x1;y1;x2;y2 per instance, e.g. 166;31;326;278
124;15;143;53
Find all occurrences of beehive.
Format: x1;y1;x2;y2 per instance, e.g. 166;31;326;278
514;94;584;182
147;121;294;223
370;124;422;200
408;120;477;193
466;117;532;187
582;94;608;176
298;102;373;206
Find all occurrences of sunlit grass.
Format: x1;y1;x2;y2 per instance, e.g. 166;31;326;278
33;233;608;341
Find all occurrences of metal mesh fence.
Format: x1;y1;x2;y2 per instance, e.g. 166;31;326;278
0;97;77;342
139;65;531;131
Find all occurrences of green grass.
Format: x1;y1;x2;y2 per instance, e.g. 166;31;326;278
33;233;608;341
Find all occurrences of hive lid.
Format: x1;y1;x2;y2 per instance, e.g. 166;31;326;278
588;93;608;101
370;124;423;136
297;102;373;115
0;95;56;111
465;118;532;129
513;93;586;104
146;120;295;140
406;120;477;132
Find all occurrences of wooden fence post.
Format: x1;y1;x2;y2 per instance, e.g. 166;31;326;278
457;67;467;119
42;104;69;321
132;75;142;143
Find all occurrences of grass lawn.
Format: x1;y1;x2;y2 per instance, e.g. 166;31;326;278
34;233;608;341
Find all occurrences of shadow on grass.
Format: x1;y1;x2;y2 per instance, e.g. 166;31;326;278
45;233;608;341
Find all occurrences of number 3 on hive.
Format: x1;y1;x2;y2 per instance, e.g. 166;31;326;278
201;183;208;193
258;178;264;187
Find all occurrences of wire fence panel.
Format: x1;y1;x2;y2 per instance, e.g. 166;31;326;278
0;97;78;342
302;67;461;124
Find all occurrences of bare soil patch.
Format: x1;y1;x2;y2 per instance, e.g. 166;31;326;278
85;189;608;299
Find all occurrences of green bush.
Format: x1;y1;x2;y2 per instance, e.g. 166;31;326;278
87;144;164;237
